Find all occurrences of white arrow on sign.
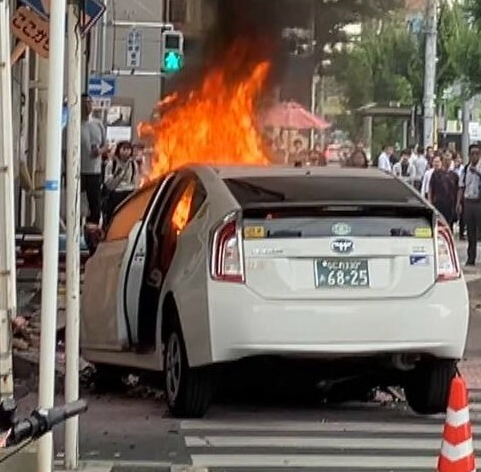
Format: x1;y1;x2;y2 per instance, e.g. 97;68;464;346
90;79;114;96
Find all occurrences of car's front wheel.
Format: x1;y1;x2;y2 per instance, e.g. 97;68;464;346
404;359;457;415
164;320;214;418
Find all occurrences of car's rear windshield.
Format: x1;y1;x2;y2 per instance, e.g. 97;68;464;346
223;176;423;207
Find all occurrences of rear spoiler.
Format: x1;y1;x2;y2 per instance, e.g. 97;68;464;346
241;200;434;219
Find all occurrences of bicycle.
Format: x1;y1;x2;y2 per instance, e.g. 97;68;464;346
0;397;88;465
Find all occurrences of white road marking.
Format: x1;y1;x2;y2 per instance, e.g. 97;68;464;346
191;453;437;469
181;419;481;435
185;435;480;451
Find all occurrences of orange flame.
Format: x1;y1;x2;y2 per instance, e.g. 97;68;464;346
138;45;272;181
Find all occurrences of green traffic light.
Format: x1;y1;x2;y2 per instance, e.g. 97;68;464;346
163;51;184;72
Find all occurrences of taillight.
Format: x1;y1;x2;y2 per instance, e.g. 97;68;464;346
436;220;460;282
211;216;245;283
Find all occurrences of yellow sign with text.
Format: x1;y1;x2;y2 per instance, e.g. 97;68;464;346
244;226;265;239
414;227;433;238
11;7;49;59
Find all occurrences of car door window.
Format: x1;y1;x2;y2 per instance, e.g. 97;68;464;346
106;180;160;242
152;175;206;277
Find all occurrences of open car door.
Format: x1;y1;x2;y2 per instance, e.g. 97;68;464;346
121;173;176;344
80;181;160;352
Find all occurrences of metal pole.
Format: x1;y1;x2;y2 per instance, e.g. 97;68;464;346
462;98;471;161
310;73;318;149
37;0;68;470
100;0;108;73
34;57;49;229
159;0;165;100
20;48;30;226
0;0;17;401
28;54;39;225
319;75;326;151
423;0;437;148
64;1;82;469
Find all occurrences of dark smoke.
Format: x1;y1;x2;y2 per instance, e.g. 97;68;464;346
165;0;310;95
202;0;299;87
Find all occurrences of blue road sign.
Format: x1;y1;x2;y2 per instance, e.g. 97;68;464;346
19;0;106;35
88;76;116;98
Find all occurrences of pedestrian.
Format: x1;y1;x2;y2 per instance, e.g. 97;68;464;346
421;155;441;199
452;153;465;239
429;153;459;230
393;149;416;185
457;143;481;266
289;138;307;165
412;146;428;191
309;143;327;166
345;149;368;168
81;94;108;228
103;141;140;226
377;144;394;172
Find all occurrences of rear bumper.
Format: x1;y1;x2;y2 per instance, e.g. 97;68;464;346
206;278;469;364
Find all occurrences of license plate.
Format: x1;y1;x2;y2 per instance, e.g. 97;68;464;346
315;258;370;288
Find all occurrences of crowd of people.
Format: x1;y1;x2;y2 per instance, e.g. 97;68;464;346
376;143;481;267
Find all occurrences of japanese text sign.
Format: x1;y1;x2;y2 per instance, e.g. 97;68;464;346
11;6;49;59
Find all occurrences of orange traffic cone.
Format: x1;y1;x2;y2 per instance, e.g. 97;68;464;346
438;375;476;472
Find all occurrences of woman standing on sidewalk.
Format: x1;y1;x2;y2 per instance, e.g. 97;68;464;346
103;141;140;226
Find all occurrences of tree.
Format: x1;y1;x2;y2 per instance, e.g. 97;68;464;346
330;18;425;150
330;1;479;152
440;1;481;97
312;0;404;57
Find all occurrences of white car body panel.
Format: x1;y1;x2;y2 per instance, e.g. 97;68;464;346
207;277;469;362
243;237;435;300
81;238;130;350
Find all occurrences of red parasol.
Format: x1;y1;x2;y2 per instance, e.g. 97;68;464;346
260;100;331;130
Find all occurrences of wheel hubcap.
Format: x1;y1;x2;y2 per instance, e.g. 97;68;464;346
166;333;182;403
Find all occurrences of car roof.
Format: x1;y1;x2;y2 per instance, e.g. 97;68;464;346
188;164;393;180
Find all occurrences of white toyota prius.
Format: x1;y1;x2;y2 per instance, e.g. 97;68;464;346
81;165;469;418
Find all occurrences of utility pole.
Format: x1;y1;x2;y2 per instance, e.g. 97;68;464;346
64;1;82;469
37;1;68;470
423;0;438;148
0;0;17;401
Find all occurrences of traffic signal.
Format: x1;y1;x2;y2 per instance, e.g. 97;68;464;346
161;30;184;73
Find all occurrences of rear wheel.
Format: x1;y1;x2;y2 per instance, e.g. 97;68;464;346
404;359;457;415
164;319;214;418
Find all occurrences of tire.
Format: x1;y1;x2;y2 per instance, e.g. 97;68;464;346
164;318;213;418
404;359;457;415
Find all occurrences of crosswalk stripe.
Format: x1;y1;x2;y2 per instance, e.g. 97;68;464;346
190;453;437;469
181;420;481;435
185;435;481;451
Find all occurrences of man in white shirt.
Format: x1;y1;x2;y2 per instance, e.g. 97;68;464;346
421;155;442;199
377;145;394;172
393;149;416;185
413;146;428;191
